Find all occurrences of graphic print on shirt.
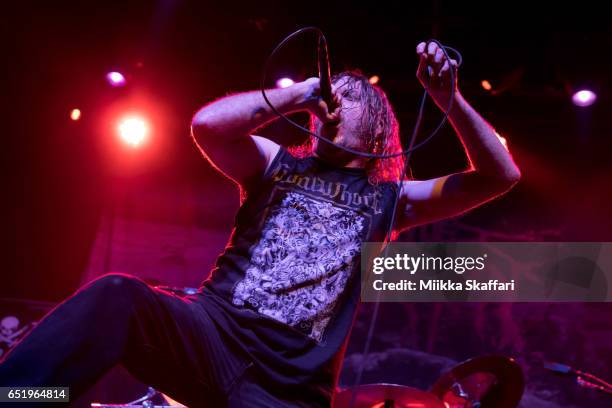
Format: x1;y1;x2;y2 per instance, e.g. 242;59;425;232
232;191;366;342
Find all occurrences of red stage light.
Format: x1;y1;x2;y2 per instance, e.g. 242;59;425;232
369;75;380;85
118;116;148;147
70;108;81;121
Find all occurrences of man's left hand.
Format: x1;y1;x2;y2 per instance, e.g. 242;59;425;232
416;41;460;110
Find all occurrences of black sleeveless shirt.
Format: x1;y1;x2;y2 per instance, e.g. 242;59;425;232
199;146;398;403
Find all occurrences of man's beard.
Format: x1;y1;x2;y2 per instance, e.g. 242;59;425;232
315;120;370;152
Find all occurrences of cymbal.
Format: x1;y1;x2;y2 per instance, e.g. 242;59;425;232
430;355;524;408
333;383;445;408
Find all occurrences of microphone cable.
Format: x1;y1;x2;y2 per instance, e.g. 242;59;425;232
260;26;462;159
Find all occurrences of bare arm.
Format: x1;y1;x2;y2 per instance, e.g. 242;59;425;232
397;42;521;230
191;78;335;188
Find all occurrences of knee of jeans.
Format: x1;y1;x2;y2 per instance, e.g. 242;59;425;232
89;273;148;296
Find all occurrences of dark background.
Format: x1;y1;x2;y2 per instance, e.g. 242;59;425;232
2;1;611;406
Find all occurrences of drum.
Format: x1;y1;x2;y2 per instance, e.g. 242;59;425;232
430;355;524;408
333;383;445;407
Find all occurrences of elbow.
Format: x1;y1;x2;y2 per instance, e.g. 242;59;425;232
191;110;216;142
191;108;209;131
493;166;521;193
504;165;521;186
477;165;521;196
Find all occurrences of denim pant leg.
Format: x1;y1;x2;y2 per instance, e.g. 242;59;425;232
0;273;251;408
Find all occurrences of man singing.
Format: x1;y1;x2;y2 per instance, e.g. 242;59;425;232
0;41;520;407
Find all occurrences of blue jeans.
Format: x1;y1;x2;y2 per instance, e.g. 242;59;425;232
0;273;324;407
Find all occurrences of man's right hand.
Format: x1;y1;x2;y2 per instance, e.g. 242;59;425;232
294;77;341;124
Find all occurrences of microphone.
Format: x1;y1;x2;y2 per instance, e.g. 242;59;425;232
318;35;336;112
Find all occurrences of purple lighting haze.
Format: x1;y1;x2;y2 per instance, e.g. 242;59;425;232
572;89;597;107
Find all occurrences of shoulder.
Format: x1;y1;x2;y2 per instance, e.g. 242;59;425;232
250;135;281;174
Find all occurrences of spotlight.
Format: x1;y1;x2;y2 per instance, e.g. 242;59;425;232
368;75;380;85
276;78;294;88
572;89;597;107
495;131;509;151
118;116;148;147
481;80;492;91
70;108;81;121
106;71;126;87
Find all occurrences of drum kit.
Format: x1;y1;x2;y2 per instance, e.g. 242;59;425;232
90;354;523;408
333;355;524;408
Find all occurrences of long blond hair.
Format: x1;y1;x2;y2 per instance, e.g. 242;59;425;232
289;70;407;184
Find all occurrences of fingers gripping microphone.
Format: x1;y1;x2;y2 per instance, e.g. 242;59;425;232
318;34;337;112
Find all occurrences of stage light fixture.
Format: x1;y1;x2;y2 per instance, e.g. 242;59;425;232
106;71;127;87
572;89;597;107
118;116;148;147
70;108;81;121
276;78;295;88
